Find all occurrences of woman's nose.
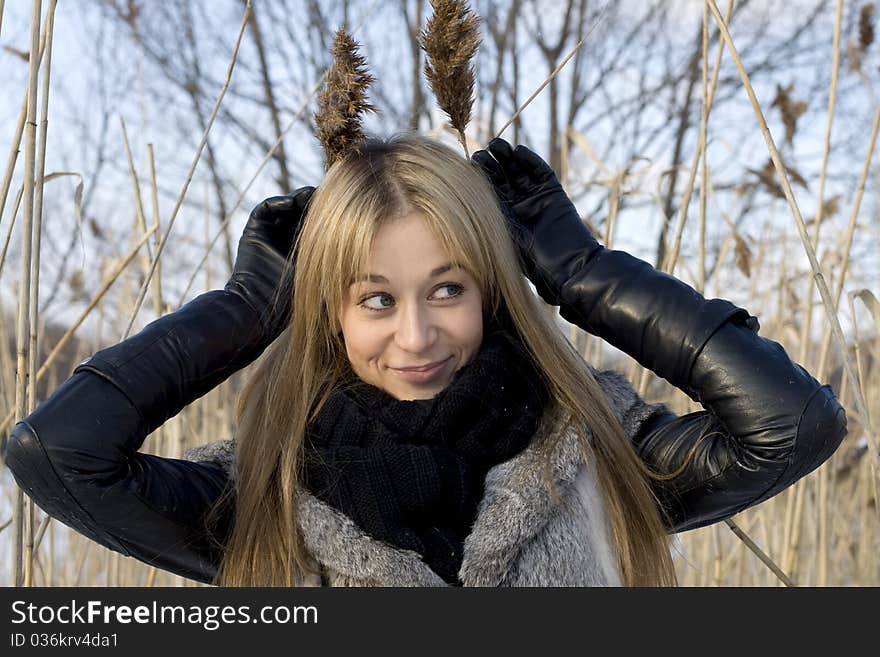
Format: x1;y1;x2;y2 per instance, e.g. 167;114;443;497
395;303;437;352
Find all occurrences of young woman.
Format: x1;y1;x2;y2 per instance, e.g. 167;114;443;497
4;134;847;587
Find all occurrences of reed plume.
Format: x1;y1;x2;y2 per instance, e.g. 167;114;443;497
315;27;378;171
419;0;481;158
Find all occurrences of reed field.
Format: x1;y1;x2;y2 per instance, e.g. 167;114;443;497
0;0;878;586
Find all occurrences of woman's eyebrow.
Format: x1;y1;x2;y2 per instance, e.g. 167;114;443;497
356;262;461;283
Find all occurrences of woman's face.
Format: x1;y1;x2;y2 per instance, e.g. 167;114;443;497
338;209;484;401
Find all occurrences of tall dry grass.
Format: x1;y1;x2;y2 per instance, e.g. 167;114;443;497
0;0;877;586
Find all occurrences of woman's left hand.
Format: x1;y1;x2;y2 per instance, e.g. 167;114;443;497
471;137;603;307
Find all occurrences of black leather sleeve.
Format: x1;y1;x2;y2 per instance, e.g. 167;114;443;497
630;319;847;533
4;373;231;584
3;289;267;584
557;247;848;532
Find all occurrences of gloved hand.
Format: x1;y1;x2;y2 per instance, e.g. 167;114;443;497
473;137;755;398
471;137;603;307
225;186;316;344
68;186;316;436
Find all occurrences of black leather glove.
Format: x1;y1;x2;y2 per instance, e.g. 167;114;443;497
69;187;316;435
471;138;602;308
472;137;754;398
225;186;315;345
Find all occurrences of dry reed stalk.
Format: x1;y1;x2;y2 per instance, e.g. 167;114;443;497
120;118;162;316
0;16;49;229
712;524;723;586
859;457;877;583
813;104;880;381
32;512;49;553
848;292;872;433
565;126;615;180
849;292;880;527
121;0;252;340
813;29;845;568
0;101;28;228
818;451;829;585
698;527;712;586
0;292;15;417
0;0;5;37
23;0;57;588
28;0;56;402
719;512;756;573
147;144;164;313
706;0;877;462
795;0;843;372
783;478;807;578
756;505;768;586
725;517;796;586
0;188;23;279
112;551;122;586
495;7;606;139
12;0;45;589
420;0;481;158
0;226;157;436
560;119;570;190
698;0;710;295
659;0;732;278
46;515;53;585
1;172;82;281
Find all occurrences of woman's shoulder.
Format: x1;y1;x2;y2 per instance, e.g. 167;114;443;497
586;365;673;439
183;439;236;475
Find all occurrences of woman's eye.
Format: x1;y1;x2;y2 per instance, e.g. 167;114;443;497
434;283;464;299
360;293;394;311
359;283;464;313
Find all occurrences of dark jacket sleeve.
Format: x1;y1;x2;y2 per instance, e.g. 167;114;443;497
594;319;847;533
3;289;267;584
558;247;848;533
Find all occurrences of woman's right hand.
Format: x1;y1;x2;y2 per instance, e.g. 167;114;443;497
224;186;315;343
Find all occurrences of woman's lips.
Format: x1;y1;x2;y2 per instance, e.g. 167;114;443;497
391;356;452;383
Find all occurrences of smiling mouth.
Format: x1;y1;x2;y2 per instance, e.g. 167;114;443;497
390;356;452;383
393;357;451;372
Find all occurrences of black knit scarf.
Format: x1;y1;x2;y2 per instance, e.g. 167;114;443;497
300;319;551;585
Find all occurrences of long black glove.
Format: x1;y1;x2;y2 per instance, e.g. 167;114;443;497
225;188;316;344
472;138;846;531
472;138;755;398
74;187;315;433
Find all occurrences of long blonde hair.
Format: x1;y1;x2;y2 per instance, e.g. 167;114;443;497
211;133;677;586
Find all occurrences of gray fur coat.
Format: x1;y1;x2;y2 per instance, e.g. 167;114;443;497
183;367;667;587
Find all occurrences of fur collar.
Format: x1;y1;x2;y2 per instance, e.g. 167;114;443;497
183;366;653;586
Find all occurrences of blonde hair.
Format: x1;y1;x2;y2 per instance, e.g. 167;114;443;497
211;133;677;586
